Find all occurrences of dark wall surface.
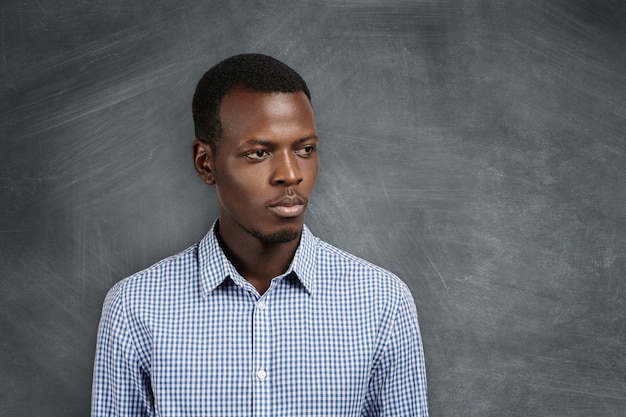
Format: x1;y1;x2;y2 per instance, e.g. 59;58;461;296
1;1;625;415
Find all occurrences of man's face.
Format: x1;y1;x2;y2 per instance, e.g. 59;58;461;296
202;89;319;244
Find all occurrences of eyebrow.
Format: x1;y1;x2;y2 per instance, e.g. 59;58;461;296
240;134;318;148
296;134;318;143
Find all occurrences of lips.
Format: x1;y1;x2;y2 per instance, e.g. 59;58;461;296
268;194;307;218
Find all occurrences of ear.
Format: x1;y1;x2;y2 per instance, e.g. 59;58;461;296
192;139;216;185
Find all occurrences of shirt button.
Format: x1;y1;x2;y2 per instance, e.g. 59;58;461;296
256;369;267;380
257;300;267;310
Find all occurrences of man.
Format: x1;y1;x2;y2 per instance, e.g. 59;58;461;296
92;53;428;416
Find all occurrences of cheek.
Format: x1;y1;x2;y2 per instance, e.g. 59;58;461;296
304;160;319;186
217;167;268;202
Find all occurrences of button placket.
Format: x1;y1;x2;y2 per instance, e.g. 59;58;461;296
252;295;271;414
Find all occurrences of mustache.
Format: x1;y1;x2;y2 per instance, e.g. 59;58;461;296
266;189;308;207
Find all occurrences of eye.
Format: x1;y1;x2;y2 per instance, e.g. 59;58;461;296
295;144;317;157
244;150;270;161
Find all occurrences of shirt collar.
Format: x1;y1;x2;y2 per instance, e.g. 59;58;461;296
199;221;317;297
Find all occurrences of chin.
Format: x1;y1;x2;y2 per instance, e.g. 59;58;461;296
250;226;302;244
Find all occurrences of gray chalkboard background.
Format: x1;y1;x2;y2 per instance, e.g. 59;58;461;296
1;1;625;416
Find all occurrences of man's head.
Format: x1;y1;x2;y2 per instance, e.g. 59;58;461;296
192;53;312;151
192;54;318;246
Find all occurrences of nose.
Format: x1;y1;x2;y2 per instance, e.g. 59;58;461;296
271;151;303;186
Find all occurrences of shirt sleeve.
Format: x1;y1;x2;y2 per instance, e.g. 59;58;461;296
91;282;153;416
363;284;429;416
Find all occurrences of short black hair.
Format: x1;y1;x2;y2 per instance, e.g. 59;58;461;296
192;53;311;149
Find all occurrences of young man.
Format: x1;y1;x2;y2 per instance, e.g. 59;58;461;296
92;54;428;416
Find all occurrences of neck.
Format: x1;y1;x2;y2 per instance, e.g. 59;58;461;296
215;221;301;295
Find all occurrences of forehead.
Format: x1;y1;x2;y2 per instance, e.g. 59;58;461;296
218;89;316;141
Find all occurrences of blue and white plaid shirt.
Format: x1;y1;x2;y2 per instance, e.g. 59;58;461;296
92;223;428;416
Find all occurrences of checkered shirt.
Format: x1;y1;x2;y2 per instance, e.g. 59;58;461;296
91;223;428;416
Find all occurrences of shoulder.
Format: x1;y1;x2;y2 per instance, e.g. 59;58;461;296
310;235;421;350
103;242;200;309
311;235;414;305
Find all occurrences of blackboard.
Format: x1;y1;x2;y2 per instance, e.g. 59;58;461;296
1;1;625;415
